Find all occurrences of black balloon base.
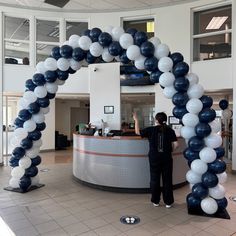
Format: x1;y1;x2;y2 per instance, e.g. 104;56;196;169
4;184;45;193
188;206;230;220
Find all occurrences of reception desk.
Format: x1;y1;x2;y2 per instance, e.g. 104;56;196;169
73;134;189;192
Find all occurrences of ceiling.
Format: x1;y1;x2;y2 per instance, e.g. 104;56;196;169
0;0;199;13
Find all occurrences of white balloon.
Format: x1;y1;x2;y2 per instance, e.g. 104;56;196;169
56;79;65;86
23;119;36;132
163;86;177;99
33;139;43;148
78;36;92;51
57;58;70;71
209;184;226;199
32;111;45;124
187;84;204;99
9;177;20;188
217;172;227;184
36;61;47;74
34;86;47;98
31;175;40;186
209;120;221;133
102;48;114;62
119;33;134;49
222;109;233;120
159;72;175;87
23;91;37;103
14;128;28;140
154;43;169;59
186;98;203;114
186;170;202;184
201;197;218;214
62;40;69;46
126;45;141;61
148;37;161;48
199;147;216;163
191;159;208;175
19;156;32;169
11;166;25;178
134;56;146;70
104;25;113;34
10;136;21;148
19;98;30;109
44;58;57;71
70;59;81;71
26;147;40;159
45;82;58;94
204;133;222;149
89;42;103;57
112;26;124;41
68;34;80;48
41;107;50;115
158;57;173;72
182;113;199;127
180;126;196;140
186;73;199;86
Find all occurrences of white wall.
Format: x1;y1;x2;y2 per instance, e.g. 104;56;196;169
89;63;121;130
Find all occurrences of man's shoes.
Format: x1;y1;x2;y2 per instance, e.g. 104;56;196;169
153;203;159;207
165;204;172;208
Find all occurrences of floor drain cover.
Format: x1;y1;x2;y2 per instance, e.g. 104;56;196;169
229;196;236;202
120;215;140;225
40;168;50;172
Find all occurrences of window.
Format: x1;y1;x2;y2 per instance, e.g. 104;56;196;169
193;5;232;61
123;18;155;38
66;21;88;40
4;16;30;65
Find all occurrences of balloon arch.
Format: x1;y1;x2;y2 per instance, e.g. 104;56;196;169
5;26;229;219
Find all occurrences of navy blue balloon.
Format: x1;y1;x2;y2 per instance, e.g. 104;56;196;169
173;77;189;92
188;136;205;152
28;130;42;141
216;197;228;210
60;45;73;59
14;117;24;128
51;46;61;60
18;109;32;121
183;148;199;162
68;67;76;74
199;108;216;123
214;147;225;159
202;172;218;188
219;99;229;110
208;159;226;174
144;57;158;71
98;32;112;47
12;147;25;159
126;28;137;38
173;62;189;77
150;70;162;83
172;92;189;107
192;183;209;199
20;138;33;150
31;156;41;166
32;73;45;86
19;176;31;192
44;70;57;83
172;106;188;119
170;52;184;66
86;51;96;64
57;70;69;81
89;28;102;42
200;95;213;109
140;42;155;57
47;92;56;99
186;193;201;208
36;122;46;131
37;97;50;108
28;102;40;114
134;31;148;46
25;166;38;177
72;47;86;61
108;42;122;56
25;79;37;91
83;29;91;36
119;51;130;64
9;158;19;167
195;123;212;138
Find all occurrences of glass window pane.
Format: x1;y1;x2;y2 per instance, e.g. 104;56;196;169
5;16;29;40
193;33;231;61
123;19;154;38
66;21;88;40
5;41;29;65
36;43;56;64
194;5;231;35
36;19;59;42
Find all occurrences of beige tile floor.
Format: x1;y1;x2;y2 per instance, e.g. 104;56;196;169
0;149;236;236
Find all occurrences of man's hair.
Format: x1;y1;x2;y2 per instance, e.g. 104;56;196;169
155;112;167;125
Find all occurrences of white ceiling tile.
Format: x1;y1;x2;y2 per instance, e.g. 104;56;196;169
64;1;92;10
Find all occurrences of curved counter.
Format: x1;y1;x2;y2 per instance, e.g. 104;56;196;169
73;134;189;192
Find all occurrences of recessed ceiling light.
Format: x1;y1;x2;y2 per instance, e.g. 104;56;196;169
206;16;228;30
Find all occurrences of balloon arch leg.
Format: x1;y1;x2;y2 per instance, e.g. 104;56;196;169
4;26;230;219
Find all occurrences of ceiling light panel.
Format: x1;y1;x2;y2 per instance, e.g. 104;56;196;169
206;16;228;30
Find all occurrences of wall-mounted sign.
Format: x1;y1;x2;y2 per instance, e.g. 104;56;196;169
104;106;114;114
